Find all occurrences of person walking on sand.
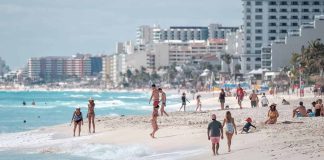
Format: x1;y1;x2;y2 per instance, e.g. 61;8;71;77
207;114;224;156
150;106;159;138
158;88;169;116
265;103;279;124
195;95;202;112
222;111;237;152
236;84;244;109
249;90;258;108
87;97;96;133
260;93;269;107
219;89;226;110
179;92;190;111
149;84;160;109
71;107;83;137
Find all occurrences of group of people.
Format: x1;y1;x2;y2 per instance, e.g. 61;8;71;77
293;99;324;117
148;84;169;138
70;97;96;137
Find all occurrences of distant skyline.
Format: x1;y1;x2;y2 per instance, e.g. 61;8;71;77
0;0;242;69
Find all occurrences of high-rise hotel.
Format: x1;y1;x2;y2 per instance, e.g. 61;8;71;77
242;0;324;73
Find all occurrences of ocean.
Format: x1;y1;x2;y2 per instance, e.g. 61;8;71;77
0;90;185;160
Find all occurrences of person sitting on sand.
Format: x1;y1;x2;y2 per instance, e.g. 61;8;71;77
179;92;190;111
260;93;269;107
293;101;307;118
282;99;290;105
314;99;323;117
265;103;279;124
158;88;169;116
222;111;237;152
195;95;202;112
150;105;159;138
149;84;160;109
87;97;96;133
241;117;256;133
207;114;224;156
71;107;83;137
307;109;315;117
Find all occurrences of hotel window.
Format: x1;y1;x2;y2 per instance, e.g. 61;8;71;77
255;43;262;47
291;22;298;26
246;1;251;5
246;29;251;33
269;15;277;19
246;43;251;47
247;50;251;54
291;8;298;12
255;1;262;6
269;30;276;33
246;36;251;40
269;37;276;40
280;16;288;20
302;9;309;12
302;15;309;19
302;1;309;5
255;50;262;54
246;8;251;13
280;23;287;26
255;36;263;40
255;15;263;20
255;57;262;61
246;65;251;70
280;30;287;33
246;15;251;20
280;9;287;12
246;22;251;26
269;1;276;5
255;22;263;27
269;8;276;12
313;9;320;12
247;58;251;62
255;64;261;69
280;1;288;5
291;15;298;19
291;1;298;5
255;8;263;12
313;1;320;5
255;29;262;33
269;23;276;26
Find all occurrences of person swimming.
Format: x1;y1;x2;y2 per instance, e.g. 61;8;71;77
22;101;26;106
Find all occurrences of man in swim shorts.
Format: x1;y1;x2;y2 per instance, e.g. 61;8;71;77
158;88;169;116
150;105;159;138
207;114;224;156
149;84;160;109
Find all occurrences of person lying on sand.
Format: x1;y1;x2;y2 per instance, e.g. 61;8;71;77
71;107;83;137
150;106;159;138
282;99;290;105
292;101;307;118
207;114;223;156
241;117;256;133
265;103;279;124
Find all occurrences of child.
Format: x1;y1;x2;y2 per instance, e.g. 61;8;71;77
260;93;269;107
150;105;159;138
195;95;202;112
241;117;256;133
307;109;315;117
179;92;190;111
71;107;84;137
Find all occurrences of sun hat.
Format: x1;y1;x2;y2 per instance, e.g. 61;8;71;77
246;117;252;123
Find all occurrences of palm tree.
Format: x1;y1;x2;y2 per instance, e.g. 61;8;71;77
220;53;233;74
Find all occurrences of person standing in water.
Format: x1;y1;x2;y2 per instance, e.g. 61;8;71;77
149;84;160;109
158;88;169;116
207;114;224;156
71;107;83;137
179;92;190;111
195;95;202;112
22;101;26;106
31;100;36;105
87;97;95;133
219;89;226;110
222;111;237;152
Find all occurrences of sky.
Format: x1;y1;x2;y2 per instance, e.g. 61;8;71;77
0;0;242;69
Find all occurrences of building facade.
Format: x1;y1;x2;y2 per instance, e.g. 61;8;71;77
242;0;324;73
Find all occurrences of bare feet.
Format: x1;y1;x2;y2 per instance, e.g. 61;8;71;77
150;133;155;138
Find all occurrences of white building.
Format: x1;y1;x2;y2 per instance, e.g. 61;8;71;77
102;53;126;87
263;15;324;71
225;27;245;73
242;0;324;73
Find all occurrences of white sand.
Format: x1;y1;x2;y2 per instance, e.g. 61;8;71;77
1;90;323;160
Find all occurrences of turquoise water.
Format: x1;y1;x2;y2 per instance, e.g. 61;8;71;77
0;90;181;159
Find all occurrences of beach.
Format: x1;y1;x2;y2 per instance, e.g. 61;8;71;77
0;90;323;160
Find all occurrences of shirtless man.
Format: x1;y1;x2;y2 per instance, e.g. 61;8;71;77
149;84;160;109
158;88;169;116
293;101;307;117
249;90;258;108
150;106;159;138
87;97;95;133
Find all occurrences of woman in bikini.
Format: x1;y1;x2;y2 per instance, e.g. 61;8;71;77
265;103;279;124
87;98;95;133
71;107;83;137
222;111;237;152
315;99;323;117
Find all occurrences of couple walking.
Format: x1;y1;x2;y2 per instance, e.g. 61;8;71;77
148;84;169;138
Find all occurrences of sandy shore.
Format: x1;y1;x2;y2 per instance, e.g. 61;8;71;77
0;90;323;160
